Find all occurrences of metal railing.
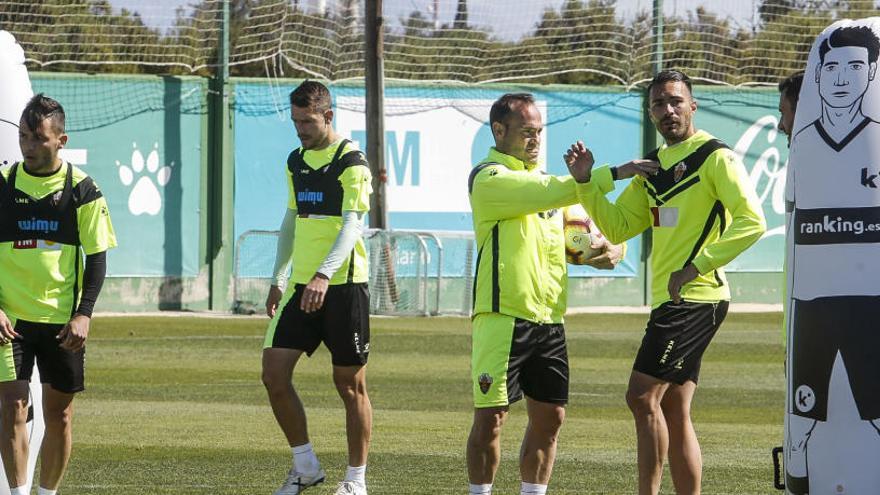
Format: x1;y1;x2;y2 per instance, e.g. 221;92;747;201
233;228;476;316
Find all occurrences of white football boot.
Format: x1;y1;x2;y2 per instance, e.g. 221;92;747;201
334;480;367;495
273;468;326;495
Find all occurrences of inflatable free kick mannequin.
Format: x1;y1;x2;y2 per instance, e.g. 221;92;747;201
784;17;880;495
0;29;46;495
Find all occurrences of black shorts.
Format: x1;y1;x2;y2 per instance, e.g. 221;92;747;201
9;320;85;394
264;283;370;366
790;296;880;421
507;319;569;405
472;314;569;407
633;300;729;385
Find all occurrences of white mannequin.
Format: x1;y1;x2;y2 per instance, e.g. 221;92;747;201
0;29;46;495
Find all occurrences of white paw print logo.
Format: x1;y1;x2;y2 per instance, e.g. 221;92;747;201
116;142;173;216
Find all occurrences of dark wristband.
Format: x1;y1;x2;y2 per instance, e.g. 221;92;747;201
610;166;619;181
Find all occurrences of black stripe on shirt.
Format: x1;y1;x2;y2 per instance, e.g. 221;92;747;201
491;223;500;313
73;176;104;206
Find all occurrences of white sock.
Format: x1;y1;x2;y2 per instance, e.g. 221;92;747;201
38;488;58;495
10;487;28;495
344;464;366;485
521;482;547;495
292;442;320;474
469;483;492;495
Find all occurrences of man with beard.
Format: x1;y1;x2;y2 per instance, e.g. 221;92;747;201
263;81;373;495
0;94;116;495
778;71;804;145
565;70;765;495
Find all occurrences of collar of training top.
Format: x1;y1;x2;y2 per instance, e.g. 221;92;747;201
486;146;539;172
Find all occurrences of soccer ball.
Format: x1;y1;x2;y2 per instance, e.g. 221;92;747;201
563;204;604;265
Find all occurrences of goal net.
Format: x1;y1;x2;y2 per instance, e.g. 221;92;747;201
1;0;871;87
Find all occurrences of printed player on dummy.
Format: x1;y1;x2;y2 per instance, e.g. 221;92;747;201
784;18;880;495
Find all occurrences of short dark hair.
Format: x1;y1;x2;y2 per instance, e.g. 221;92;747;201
21;93;65;134
778;71;804;106
289;80;332;112
647;70;693;96
819;26;880;65
489;93;535;128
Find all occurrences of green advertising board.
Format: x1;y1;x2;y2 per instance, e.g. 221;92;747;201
31;74;206;278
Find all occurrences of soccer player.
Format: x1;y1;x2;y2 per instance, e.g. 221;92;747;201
0;94;116;495
466;93;625;495
565;70;766;495
778;71;804;145
262;81;373;495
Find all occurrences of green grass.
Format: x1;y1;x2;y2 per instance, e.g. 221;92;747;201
53;313;785;494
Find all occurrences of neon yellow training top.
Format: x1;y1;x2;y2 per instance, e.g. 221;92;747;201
285;139;372;286
577;130;766;308
469;147;579;324
0;162;117;323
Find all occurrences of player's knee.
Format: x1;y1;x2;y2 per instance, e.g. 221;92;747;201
548;406;565;431
626;389;660;417
0;398;28;426
470;410;506;441
43;406;72;431
530;408;565;438
661;400;691;424
333;376;367;403
261;368;291;396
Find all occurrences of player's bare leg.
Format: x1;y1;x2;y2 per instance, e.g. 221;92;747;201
0;381;30;488
262;348;309;446
333;365;371;493
38;386;75;490
467;406;509;484
626;371;671;495
263;348;326;494
519;398;565;484
661;381;700;495
332;364;371;466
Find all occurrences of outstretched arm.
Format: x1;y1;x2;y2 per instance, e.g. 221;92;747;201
564;142;657;244
470;165;578;220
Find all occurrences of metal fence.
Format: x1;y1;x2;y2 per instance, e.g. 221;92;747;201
233;228;476;316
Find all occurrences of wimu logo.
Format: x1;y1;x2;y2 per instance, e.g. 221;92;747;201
17;218;59;233
297;190;324;204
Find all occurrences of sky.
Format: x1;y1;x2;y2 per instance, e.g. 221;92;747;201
110;0;759;39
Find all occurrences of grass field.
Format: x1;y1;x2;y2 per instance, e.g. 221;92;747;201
56;312;784;494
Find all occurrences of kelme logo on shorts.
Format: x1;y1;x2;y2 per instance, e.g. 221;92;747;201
659;339;675;365
478;373;493;394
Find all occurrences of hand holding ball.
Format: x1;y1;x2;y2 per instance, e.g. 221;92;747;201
563;204;604;265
